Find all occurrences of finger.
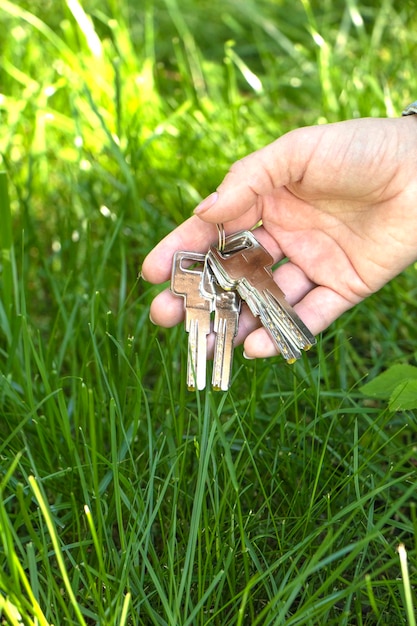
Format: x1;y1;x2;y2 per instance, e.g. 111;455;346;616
249;225;286;261
142;216;218;284
296;284;360;334
194;128;313;224
149;289;184;328
272;261;316;297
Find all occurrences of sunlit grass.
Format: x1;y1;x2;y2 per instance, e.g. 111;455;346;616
0;0;417;623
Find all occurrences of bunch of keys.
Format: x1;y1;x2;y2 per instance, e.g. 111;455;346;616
171;226;316;391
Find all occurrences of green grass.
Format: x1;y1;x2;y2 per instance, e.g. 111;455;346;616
0;0;417;623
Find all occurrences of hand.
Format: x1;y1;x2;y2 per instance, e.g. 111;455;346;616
142;116;417;358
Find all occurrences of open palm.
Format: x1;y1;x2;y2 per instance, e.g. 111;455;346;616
142;116;417;357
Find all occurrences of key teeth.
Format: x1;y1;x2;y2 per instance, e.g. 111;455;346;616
262;289;316;354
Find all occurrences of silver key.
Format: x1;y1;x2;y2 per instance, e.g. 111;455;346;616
207;230;316;362
200;260;241;391
171;251;212;390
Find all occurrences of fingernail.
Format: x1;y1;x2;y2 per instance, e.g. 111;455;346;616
243;351;255;360
194;191;219;214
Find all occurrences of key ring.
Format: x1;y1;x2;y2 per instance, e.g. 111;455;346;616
216;223;225;252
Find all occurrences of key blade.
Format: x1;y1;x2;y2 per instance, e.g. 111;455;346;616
255;303;300;361
211;291;240;391
202;258;241;391
263;289;316;349
187;315;209;390
212;315;234;391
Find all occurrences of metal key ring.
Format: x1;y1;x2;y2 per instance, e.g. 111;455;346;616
216;223;225;252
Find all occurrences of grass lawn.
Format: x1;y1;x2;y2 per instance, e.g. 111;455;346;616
1;0;417;623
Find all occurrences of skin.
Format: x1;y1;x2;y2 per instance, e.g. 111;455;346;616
142;116;417;358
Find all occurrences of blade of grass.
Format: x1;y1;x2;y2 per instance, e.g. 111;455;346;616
398;543;417;626
28;476;88;626
0;172;13;317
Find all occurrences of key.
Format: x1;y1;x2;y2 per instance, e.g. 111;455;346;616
207;231;315;360
171;251;212;390
200;260;241;391
207;230;316;361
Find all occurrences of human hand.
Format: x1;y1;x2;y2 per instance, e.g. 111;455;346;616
142;116;417;358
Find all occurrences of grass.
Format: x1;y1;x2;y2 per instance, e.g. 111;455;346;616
0;0;417;623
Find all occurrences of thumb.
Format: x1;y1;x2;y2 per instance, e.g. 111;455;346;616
193;128;310;224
